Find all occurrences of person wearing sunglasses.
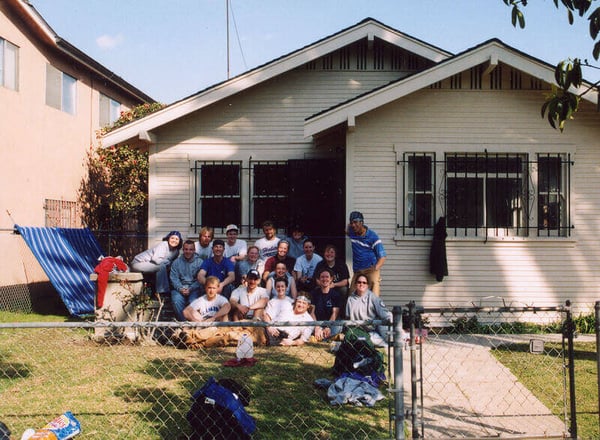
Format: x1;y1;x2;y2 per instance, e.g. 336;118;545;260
345;273;392;347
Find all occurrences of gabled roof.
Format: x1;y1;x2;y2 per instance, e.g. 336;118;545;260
304;39;599;137
6;0;153;103
101;18;453;147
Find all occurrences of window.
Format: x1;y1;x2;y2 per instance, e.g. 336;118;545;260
44;199;81;228
251;161;289;229
99;93;121;127
400;152;571;238
403;153;435;234
0;37;18;90
537;154;570;237
46;64;76;114
193;161;241;228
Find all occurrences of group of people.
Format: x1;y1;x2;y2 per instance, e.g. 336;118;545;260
129;212;391;346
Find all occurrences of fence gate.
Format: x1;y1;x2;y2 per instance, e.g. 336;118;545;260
398;302;572;439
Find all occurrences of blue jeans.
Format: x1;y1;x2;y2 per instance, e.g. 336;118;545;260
131;261;171;294
171;288;201;321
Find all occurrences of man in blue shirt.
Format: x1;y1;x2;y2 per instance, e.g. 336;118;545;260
197;239;236;299
347;211;387;295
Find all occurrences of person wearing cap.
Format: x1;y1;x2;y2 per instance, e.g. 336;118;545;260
197;239;236;299
169;240;204;320
254;220;280;260
265;294;314;346
195;226;214;260
286;224;307;259
224;224;247;264
131;230;183;295
347;211;387;296
262;239;295;283
229;269;269;321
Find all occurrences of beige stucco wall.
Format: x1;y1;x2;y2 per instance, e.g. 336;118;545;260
0;3;144;290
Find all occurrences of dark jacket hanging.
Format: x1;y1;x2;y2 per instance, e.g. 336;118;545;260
429;216;448;282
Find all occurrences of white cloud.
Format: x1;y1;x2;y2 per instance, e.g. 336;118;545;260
96;33;124;50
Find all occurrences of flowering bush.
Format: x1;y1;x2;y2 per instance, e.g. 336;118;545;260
98;102;165;136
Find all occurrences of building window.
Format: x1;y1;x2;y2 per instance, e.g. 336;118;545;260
0;37;18;90
400;152;571;238
251;161;289;229
44;199;81;228
46;64;76;114
537;154;570;237
99;93;121;127
193;161;241;229
403;153;435;234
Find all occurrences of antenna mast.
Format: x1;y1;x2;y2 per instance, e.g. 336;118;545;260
226;0;230;79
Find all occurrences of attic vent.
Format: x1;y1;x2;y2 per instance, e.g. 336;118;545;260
407;54;419;70
470;66;482;89
490;65;503;89
530;77;543;90
430;81;442;89
305;60;317;70
322;54;334;70
356;40;368;70
450;73;462;89
391;47;403;70
510;69;522;90
339;47;351;70
373;40;385;70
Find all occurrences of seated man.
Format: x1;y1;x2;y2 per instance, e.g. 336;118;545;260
264;295;314;346
195;226;214;260
230;269;269;321
345;273;393;347
170;239;204;321
254;220;280;260
224;224;248;264
197;239;236;299
310;268;343;341
293;238;323;291
286;224;307;259
183;276;231;322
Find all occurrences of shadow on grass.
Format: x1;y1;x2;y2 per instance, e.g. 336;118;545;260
495;341;597;361
117;346;391;439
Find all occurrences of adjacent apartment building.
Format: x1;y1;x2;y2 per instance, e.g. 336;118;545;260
0;0;152;307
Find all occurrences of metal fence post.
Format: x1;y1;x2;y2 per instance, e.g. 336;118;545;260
565;300;578;439
393;305;405;440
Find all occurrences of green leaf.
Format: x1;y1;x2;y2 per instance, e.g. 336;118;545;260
589;8;600;39
517;10;525;28
594;41;600;60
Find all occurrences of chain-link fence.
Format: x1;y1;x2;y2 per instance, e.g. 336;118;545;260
0;302;589;439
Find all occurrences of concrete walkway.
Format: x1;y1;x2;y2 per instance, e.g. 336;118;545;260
394;334;578;439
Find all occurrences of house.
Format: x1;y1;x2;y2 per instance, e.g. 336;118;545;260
0;0;153;308
102;18;600;314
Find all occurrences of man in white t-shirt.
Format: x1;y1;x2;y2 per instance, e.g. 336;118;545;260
224;224;248;264
230;269;269;321
183;276;230;322
254;220;280;260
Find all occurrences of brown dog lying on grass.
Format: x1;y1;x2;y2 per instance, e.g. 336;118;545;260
174;325;267;349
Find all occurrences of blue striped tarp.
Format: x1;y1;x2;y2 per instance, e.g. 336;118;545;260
16;225;104;317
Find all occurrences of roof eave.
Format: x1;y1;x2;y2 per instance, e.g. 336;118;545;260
304;41;599;138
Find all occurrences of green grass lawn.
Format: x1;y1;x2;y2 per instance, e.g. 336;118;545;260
0;311;392;439
494;340;599;439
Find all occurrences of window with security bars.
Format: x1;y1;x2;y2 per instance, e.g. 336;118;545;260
400;152;571;237
193;161;241;229
44;199;81;228
251;161;288;229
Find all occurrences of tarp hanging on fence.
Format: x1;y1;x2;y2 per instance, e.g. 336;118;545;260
15;225;104;317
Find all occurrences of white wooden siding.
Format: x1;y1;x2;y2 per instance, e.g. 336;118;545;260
348;88;600;314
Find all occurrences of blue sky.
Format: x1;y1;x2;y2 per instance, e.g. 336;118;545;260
31;0;599;104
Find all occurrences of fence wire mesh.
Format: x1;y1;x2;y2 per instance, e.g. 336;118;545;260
0;302;592;439
0;321;394;440
405;305;572;439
